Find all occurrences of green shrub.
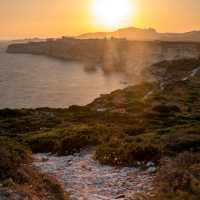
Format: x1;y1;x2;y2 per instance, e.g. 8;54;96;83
95;136;161;166
162;132;200;155
0;137;31;183
59;133;97;155
41;175;68;200
154;152;200;200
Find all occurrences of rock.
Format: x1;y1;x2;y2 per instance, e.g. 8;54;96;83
93;194;111;199
73;153;80;157
115;194;125;199
146;162;155;167
66;155;74;161
68;161;73;165
33;150;155;200
147;167;157;173
42;157;49;162
127;172;135;177
136;161;141;166
70;195;79;200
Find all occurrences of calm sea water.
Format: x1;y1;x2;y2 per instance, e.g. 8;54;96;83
0;42;128;108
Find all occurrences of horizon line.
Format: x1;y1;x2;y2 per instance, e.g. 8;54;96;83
1;26;200;41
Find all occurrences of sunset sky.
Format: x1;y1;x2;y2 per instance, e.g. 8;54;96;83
0;0;200;39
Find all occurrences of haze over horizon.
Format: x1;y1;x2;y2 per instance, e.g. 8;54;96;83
0;0;200;40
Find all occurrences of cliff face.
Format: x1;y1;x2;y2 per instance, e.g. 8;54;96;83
7;42;48;55
7;38;200;75
7;39;105;64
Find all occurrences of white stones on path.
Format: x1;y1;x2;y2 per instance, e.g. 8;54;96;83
33;149;155;200
143;90;154;100
182;66;200;81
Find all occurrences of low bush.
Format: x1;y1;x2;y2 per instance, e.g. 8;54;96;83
0;137;69;200
59;133;97;155
95;135;161;166
0;136;30;182
154;152;200;200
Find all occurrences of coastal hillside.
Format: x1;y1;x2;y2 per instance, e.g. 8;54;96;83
1;0;200;199
0;58;199;199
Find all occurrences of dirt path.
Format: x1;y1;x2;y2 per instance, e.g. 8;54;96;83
33;149;155;200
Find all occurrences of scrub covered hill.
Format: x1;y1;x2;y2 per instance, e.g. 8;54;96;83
0;58;200;200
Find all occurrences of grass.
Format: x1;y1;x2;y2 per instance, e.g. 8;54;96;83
0;136;68;199
154;152;200;200
0;58;199;199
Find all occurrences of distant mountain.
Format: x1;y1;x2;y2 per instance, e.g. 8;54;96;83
78;27;200;42
160;31;200;42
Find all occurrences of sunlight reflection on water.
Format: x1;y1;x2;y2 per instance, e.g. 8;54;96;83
0;43;128;108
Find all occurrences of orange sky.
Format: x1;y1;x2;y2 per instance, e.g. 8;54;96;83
0;0;200;39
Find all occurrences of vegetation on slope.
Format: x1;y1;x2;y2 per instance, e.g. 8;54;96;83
0;58;199;199
0;137;68;200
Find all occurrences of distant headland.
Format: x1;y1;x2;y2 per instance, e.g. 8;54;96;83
77;27;200;42
7;35;200;76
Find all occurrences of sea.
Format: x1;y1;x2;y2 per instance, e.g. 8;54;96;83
0;42;128;109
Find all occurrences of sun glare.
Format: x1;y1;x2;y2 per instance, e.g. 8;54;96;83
92;0;134;29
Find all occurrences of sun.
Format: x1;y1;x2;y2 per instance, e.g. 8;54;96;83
92;0;134;29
